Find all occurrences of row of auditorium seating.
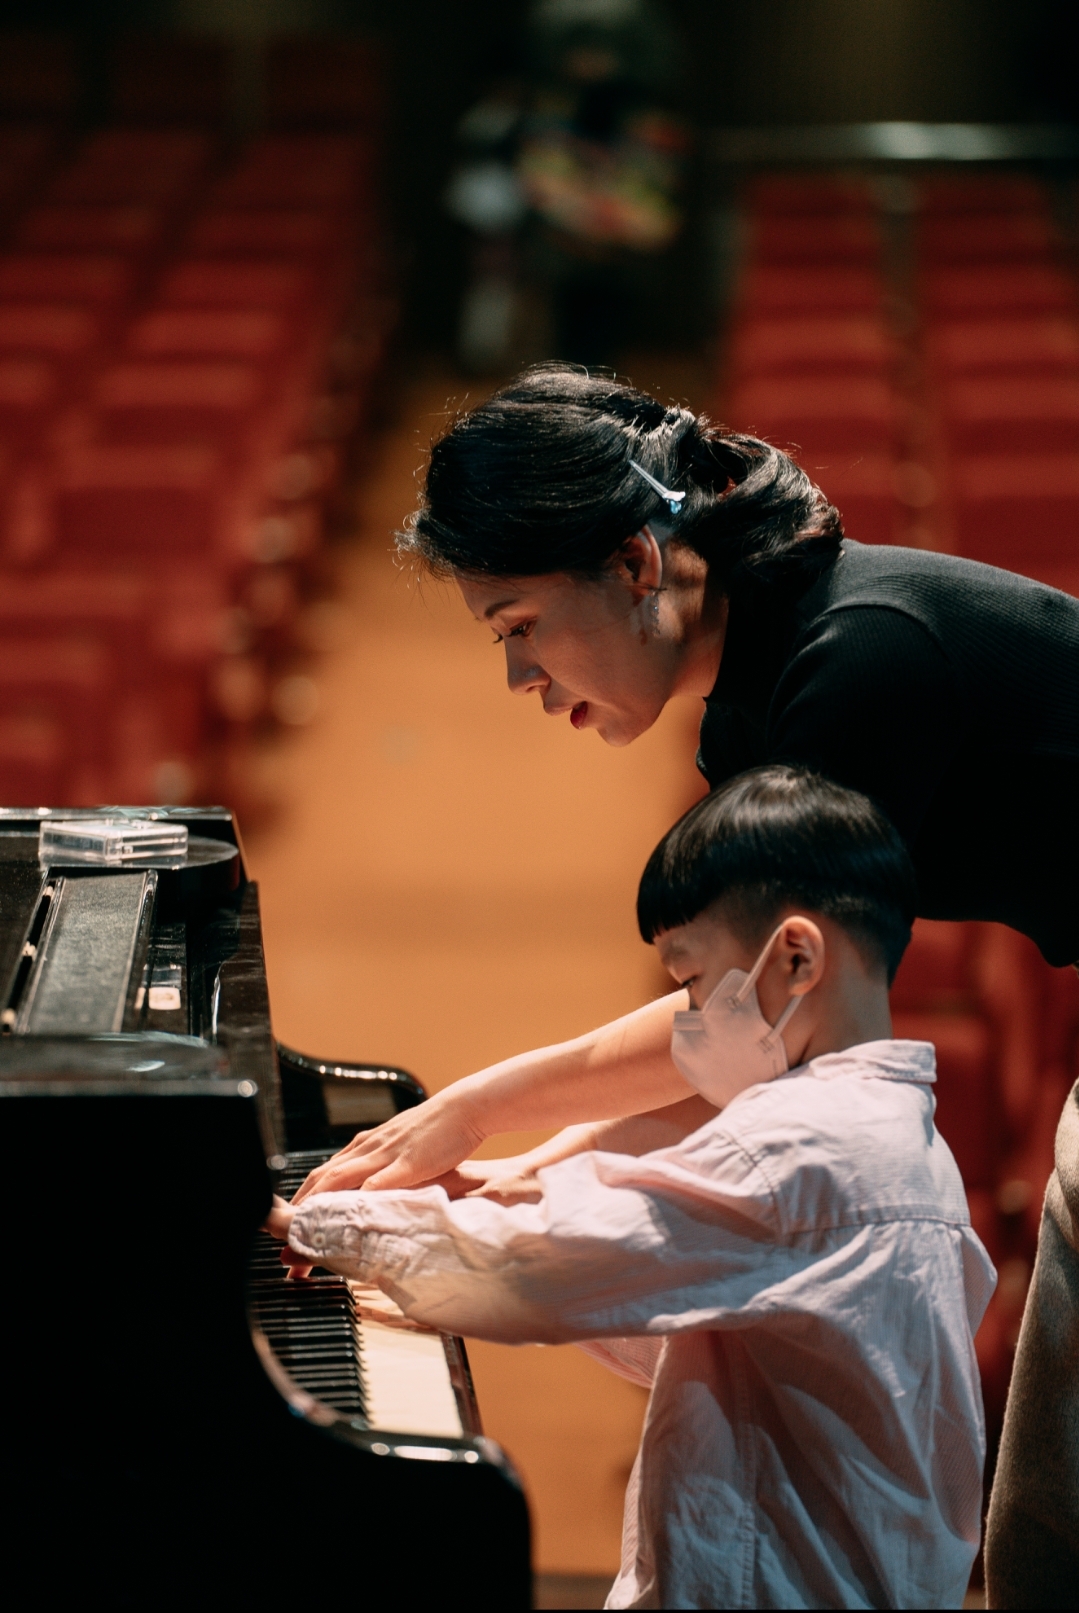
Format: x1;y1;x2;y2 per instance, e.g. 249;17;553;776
0;122;390;809
915;182;1079;594
719;168;1079;1454
0;30;384;134
915;197;1079;1409
724;173;918;547
906;181;1079;1443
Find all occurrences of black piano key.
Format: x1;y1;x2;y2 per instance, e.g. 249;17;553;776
247;1148;377;1420
249;1281;368;1418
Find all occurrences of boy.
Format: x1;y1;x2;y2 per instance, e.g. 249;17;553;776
269;766;994;1610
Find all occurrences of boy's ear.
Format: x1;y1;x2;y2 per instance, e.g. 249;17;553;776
778;916;826;994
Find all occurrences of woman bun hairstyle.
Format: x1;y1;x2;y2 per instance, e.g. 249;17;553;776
401;362;842;594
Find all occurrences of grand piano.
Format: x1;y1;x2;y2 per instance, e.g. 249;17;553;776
0;806;532;1610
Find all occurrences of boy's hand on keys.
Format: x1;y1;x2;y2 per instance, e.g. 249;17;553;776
263;1194;313;1279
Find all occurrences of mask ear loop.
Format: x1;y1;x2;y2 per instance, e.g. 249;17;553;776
734;924;805;1046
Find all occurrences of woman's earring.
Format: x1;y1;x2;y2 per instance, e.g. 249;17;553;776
651;590;661;637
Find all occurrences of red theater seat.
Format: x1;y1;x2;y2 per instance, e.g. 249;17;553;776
891;919;975;1010
938;376;1079;454
921;264;1075;316
14;203;167;257
0;565;147;629
745;174;877;215
0;303;102;362
88;361;267;451
951;453;1079;574
0;253;135;308
125;308;292;362
740;265;884;315
211;135;371;209
0;636;115;783
890;920;1004;1189
0;562;231;758
813;454;904;545
925;316;1079;375
50;444;229;558
748;214;881;265
893;1009;1000;1187
729;314;896;376
728;375;900;452
185;208;345;261
917;212;1058;263
0;357;58;447
47;130;213;206
0;711;66;806
155;260;315;312
918;175;1048;214
0;126;61;224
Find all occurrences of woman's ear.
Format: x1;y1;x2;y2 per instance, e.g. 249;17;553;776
615;527;663;596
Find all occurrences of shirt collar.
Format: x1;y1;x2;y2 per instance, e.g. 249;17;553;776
790;1039;937;1086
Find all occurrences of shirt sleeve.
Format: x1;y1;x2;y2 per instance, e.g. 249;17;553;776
767;605;959;846
575;1336;664;1388
288;1139;786;1345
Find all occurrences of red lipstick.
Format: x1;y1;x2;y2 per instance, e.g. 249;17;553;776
570;702;588;729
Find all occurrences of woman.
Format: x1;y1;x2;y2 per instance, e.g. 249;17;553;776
295;361;1079;1202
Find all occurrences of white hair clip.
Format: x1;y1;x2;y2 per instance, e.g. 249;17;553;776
628;457;686;516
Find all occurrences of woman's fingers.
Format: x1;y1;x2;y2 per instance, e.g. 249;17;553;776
292;1144;401;1200
291;1098;486;1202
290;1111;427;1202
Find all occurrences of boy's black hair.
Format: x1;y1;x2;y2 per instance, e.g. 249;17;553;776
637;766;917;983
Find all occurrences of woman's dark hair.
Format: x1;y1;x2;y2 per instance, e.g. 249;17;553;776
637;765;916;983
400;363;841;594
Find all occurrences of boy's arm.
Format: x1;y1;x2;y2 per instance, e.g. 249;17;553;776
291;991;693;1203
282;1136;778;1345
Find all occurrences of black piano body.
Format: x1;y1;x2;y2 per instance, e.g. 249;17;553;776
0;807;531;1610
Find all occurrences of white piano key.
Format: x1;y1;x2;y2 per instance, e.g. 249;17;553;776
358;1319;463;1438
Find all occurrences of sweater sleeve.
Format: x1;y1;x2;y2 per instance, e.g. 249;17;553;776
766;605;960;846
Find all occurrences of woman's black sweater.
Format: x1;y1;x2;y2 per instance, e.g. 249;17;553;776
698;541;1079;965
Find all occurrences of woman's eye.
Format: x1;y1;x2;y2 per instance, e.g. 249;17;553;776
493;622;533;643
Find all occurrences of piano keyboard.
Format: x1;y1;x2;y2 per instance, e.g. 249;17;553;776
248;1150;476;1440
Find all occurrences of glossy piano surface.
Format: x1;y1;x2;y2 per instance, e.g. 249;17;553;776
0;807;532;1610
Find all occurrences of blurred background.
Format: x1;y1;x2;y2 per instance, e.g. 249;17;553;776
1;2;1077;1604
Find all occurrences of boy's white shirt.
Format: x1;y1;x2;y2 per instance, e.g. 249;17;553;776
291;1039;995;1612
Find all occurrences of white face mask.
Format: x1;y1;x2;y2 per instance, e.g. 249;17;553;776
670;925;806;1107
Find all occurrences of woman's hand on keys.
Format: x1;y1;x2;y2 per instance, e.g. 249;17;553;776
290;1087;487;1203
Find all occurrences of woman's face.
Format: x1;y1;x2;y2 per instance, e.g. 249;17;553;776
457;532;706;747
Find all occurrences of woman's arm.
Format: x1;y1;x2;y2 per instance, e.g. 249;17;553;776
291;990;692;1201
455;1093;720;1198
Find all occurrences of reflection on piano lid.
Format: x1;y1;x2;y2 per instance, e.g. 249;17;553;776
0;807;532;1610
